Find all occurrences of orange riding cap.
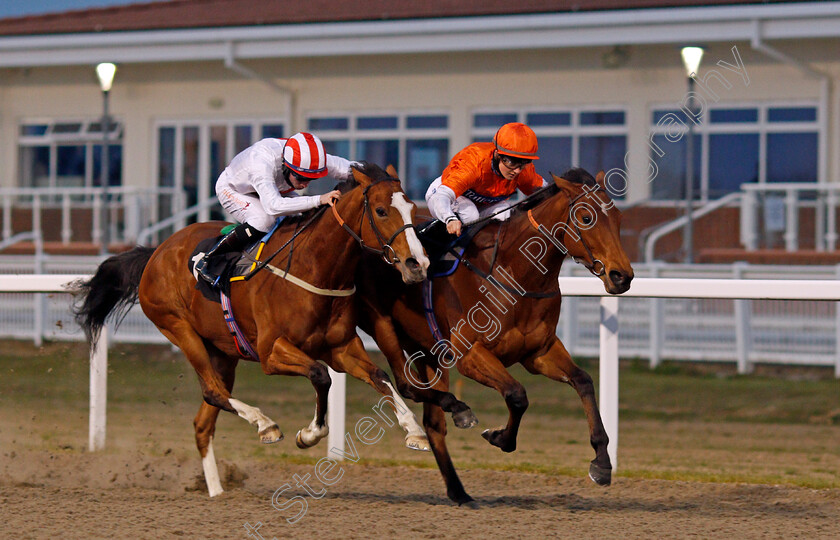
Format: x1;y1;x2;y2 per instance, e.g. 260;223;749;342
440;142;544;199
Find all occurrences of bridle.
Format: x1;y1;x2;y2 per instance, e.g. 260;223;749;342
527;185;607;277
331;179;415;265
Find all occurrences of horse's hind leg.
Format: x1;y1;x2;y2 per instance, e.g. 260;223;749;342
522;338;611;486
456;342;528;453
328;336;429;452
260;337;331;450
194;350;238;497
160;321;283;445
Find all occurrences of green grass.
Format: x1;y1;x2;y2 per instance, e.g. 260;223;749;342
1;340;838;489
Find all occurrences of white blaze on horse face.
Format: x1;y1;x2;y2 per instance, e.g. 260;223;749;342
202;436;224;497
391;192;430;270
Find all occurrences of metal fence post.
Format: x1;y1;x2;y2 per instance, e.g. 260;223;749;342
89;325;108;451
600;295;619;470
835;265;840;378
327;367;346;460
734;263;753;374
650;262;663;369
560;264;578;354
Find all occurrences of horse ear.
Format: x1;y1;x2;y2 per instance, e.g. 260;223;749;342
385;164;399;178
595;170;606;188
551;172;575;192
352;166;373;188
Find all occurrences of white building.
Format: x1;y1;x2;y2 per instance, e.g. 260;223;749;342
1;0;838;259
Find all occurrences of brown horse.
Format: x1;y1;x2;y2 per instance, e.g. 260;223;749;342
73;163;430;497
356;168;633;505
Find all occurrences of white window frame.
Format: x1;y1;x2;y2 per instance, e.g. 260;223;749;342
153;117;286;222
648;101;821;201
305;110;451;199
18;117;124;190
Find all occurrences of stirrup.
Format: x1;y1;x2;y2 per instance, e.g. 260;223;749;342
195;255;220;286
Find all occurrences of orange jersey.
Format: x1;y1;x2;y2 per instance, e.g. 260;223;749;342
441;142;544;199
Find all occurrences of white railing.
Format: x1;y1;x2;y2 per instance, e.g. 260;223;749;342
0;186;184;248
3;273;839;471
741;182;840;252
643;192;743;262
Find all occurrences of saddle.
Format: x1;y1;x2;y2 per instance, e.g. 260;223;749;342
188;218;284;302
415;219;491;278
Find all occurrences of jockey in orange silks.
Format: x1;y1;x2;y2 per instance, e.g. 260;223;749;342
195;132;356;284
425;122;547;236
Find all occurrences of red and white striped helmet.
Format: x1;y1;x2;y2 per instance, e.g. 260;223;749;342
282;132;328;179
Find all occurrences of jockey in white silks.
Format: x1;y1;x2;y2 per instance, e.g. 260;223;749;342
194;132;356;284
425;122;548;237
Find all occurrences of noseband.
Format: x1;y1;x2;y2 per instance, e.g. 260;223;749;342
527;186;607;277
331;180;414;265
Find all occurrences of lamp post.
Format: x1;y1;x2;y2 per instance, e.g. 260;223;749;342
96;62;116;255
680;46;703;263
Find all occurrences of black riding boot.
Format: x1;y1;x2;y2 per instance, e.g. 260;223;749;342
195;222;260;285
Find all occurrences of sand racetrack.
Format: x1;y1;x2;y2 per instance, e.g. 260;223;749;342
2;447;838;539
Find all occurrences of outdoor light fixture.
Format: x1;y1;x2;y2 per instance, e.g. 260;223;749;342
96;62;116;92
680;46;704;78
95;63;116;254
679;47;703;263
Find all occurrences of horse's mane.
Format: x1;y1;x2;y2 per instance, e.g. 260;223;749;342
514;167;597;214
277;161;395;226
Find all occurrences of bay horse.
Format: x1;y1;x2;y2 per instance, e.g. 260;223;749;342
73;163;430;497
356;168;633;505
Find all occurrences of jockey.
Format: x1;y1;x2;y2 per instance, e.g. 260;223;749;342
426;122;547;237
194;131;356;284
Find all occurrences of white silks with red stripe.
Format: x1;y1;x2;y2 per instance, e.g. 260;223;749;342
282;132;329;178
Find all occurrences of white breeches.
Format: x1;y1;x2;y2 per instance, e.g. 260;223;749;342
218;187;275;232
425;177;514;225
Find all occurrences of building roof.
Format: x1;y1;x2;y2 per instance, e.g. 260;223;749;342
0;0;824;36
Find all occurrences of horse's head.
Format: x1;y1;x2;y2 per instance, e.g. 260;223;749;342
345;162;429;284
542;168;634;294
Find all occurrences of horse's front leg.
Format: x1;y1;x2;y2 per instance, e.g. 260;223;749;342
456;341;528;453
521;337;611;486
260;336;331;449
327;335;430;451
360;298;477;428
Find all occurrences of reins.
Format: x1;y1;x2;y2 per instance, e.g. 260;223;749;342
453;181;609;298
526;187;607;278
330;179;414;265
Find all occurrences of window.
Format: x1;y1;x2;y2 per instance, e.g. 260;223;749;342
472;108;628;198
155;119;285;223
18;119;124;189
307;112;450;199
649;104;819;200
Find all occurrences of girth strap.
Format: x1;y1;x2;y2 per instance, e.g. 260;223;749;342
220;291;259;359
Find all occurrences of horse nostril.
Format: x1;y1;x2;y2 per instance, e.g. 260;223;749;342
609;270;625;286
406;258;420;271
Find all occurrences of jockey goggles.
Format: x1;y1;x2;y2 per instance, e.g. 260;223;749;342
499;154;532;170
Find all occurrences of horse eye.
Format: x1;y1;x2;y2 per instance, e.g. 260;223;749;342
375;207;387;217
582;215;592;225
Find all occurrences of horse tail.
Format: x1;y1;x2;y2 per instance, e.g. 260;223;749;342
72;246;156;346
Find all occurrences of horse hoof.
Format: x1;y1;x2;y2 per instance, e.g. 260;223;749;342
295;430;318;450
405;435;430;452
259;425;284;444
481;428;516;453
461;500;480;510
588;462;612;486
452;409;478;429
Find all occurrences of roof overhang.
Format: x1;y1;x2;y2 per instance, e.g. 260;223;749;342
0;2;838;68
